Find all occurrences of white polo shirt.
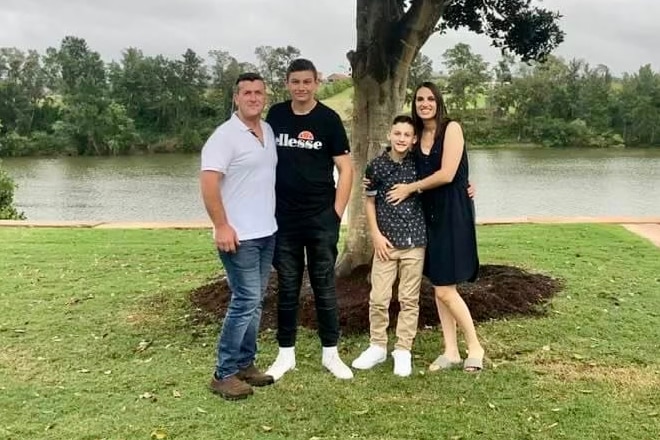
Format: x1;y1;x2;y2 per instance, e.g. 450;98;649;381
201;114;278;241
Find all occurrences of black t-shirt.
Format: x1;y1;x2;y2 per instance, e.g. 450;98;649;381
266;100;350;221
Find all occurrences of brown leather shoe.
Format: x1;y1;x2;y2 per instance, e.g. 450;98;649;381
209;374;253;400
237;364;274;387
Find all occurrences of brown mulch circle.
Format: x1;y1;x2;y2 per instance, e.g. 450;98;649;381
188;264;563;335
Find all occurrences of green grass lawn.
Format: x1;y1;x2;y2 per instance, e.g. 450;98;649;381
322;87;354;121
320;86;489;123
1;225;659;440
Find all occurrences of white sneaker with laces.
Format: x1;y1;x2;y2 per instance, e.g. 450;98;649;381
351;344;387;370
322;347;354;379
392;349;412;377
265;347;296;381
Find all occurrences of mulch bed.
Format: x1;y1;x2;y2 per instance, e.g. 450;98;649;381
188;264;562;334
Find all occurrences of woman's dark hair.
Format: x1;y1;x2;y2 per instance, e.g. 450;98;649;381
411;81;449;140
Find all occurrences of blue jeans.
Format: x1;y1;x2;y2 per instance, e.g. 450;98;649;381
215;234;275;379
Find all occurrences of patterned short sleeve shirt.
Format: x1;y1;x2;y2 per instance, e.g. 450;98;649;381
365;150;426;248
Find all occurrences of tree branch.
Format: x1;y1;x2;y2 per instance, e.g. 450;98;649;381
349;0;407;78
393;0;448;79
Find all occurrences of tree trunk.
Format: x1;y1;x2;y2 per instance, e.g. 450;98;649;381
336;75;405;276
336;0;447;276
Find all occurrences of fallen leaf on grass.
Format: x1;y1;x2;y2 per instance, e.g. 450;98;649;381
487;402;496;410
196;407;207;414
261;426;273;432
136;340;152;352
172;390;181;398
539;422;558;431
352;409;369;415
139;392;157;401
77;369;90;374
66;294;95;305
150;429;168;439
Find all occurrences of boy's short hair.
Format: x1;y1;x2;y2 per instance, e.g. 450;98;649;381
286;58;318;80
392;114;416;131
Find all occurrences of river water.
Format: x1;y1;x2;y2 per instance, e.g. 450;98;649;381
3;148;659;221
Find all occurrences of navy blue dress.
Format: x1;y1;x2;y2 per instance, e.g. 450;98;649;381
414;122;479;286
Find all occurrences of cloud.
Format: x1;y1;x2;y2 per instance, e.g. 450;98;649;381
1;0;657;76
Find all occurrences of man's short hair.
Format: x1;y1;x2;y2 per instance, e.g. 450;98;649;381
235;72;264;85
286;59;318;80
233;72;264;96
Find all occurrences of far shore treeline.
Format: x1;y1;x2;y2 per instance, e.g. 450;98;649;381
1;36;660;158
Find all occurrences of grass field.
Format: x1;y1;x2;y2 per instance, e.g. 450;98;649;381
320;85;491;123
321;87;354;121
1;225;659;439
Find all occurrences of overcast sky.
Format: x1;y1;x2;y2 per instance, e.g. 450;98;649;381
1;0;657;76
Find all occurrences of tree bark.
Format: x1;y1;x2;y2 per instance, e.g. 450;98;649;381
336;0;447;276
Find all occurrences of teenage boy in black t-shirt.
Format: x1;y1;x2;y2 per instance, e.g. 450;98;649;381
265;59;354;381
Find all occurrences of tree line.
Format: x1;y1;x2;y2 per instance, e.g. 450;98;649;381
0;37;350;157
1;36;659;159
412;43;660;148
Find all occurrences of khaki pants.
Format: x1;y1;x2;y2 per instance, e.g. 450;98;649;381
369;247;425;351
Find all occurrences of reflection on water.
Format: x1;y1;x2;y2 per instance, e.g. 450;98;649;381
469;148;659;218
3;148;660;221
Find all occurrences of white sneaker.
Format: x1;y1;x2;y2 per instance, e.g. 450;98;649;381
392;349;412;377
322;347;354;379
265;347;296;381
351;345;387;370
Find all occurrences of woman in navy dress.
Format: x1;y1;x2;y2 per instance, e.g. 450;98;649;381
387;82;484;372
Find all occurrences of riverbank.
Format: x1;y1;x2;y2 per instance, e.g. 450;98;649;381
5;141;659;158
1;224;658;439
2;216;660;248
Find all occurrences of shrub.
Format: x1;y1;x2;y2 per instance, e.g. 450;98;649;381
317;78;353;100
0;161;26;220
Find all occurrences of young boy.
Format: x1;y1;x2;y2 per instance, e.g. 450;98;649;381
352;115;426;377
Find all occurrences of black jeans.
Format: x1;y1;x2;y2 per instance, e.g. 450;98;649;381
273;206;341;347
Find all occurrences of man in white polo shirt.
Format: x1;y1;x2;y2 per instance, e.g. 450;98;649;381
200;72;278;401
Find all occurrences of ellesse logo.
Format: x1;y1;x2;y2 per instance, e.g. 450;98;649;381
276;132;323;150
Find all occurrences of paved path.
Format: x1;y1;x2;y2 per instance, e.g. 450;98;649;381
621;223;660;248
1;217;659;248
